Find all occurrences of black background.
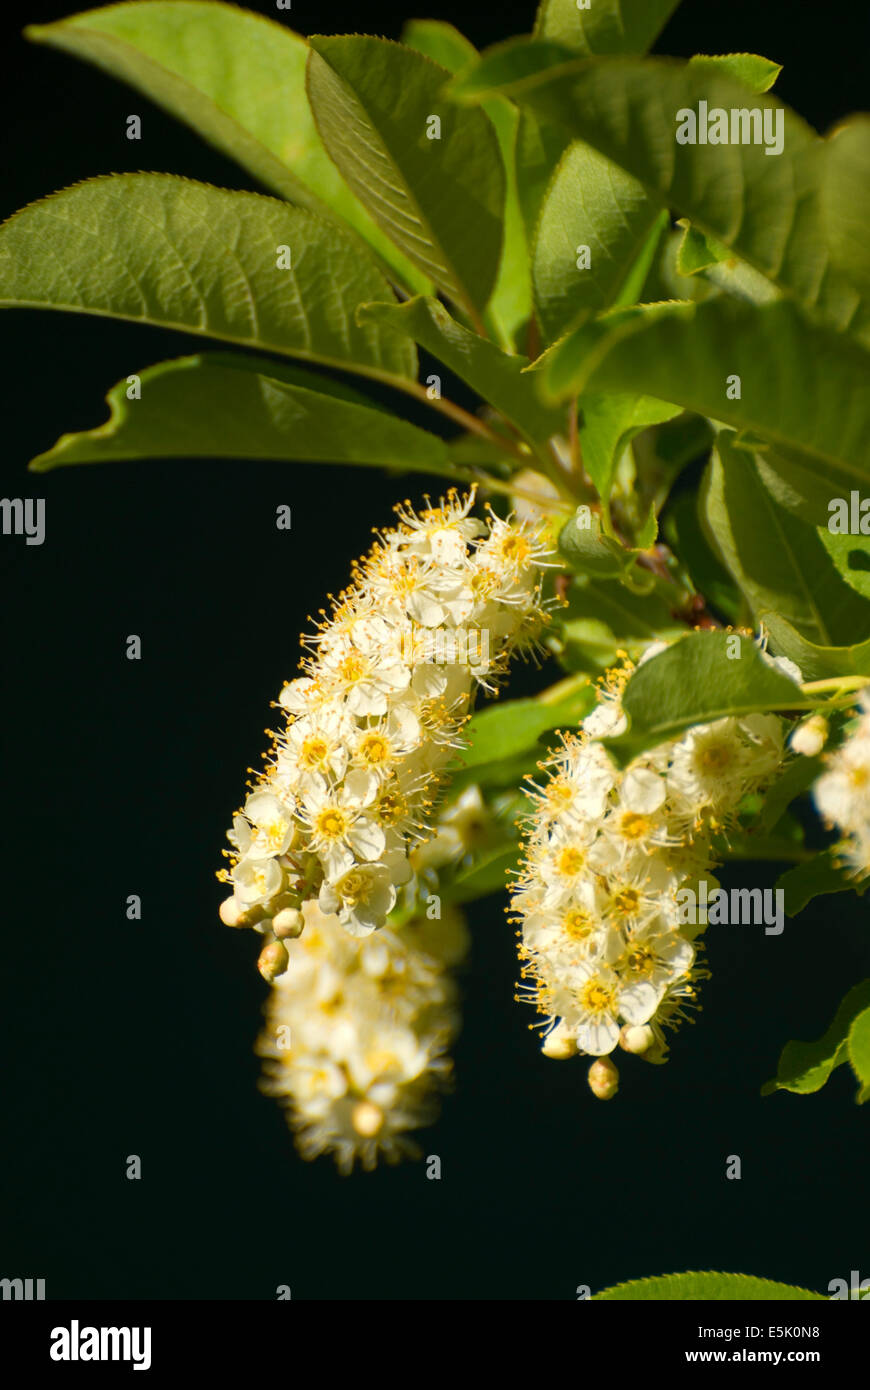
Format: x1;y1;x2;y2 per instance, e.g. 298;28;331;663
1;0;867;1301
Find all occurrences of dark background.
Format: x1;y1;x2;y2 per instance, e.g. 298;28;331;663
1;0;867;1300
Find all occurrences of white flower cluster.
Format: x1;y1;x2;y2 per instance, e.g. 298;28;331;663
814;690;870;879
257;901;469;1173
218;490;548;942
510;645;787;1072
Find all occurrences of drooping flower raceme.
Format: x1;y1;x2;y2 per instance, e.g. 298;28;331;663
510;645;789;1083
257;901;469;1173
813;690;870;879
218;490;548;948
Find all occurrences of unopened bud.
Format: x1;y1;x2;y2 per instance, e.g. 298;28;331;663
257;939;289;982
351;1101;384;1137
272;907;305;940
219;895;245;928
619;1023;654;1055
790;714;828;757
542;1022;576;1059
587;1055;619;1100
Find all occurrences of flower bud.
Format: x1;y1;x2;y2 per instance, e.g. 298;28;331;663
541;1022;576;1059
351;1101;384;1137
619;1023;654;1055
272;907;305;940
587;1056;619;1100
219;895;245;928
257;940;289;982
790;714;828;757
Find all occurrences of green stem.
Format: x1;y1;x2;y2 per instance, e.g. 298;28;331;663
802;676;870;696
538;671;591;706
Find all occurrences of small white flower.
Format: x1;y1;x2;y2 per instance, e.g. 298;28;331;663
319;864;397;937
301;773;385;881
243;790;296;857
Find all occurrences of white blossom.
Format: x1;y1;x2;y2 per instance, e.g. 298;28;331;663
813;690;870;878
511;647;787;1077
219;489;548;939
257;901;469;1173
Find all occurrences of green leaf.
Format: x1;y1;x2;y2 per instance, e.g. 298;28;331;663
754;447;862;526
538;299;870;478
514;108;568;252
357;296;565;444
633;413;715;520
777;851;865;918
533;0;681;57
450;57;870;342
817;530;870;601
847;1007;870;1103
306;35;504;319
402;18;475;70
459;679;593;771
594;1272;824;1301
403;19;531;348
675;221;730;276
579;394;681;508
26;353;454;475
613;210;670;309
0;174;416;380
559;510;634;577
450;842;520;903
532;143;664;341
702;437;870;648
763;614;870;682
604;630;814;766
514;2;676;251
762;980;870;1095
687;53;782;93
661;489;741;623
821;116;870;334
553;577;688;674
753;752;822;833
26;1;429;294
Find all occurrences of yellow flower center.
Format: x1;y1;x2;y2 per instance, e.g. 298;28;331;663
578;979;617;1016
698;742;732;771
562;909;593;941
624;945;654;977
338;653;368;684
471;567;499;598
340;871;369;905
316;806;349;840
300;736;329;768
546;780;574;811
376;787;407;826
556;845;585;876
365;1047;400;1074
619;811;650;841
265;820;287;849
611;886;641;917
498;532;531;565
359;732;392;765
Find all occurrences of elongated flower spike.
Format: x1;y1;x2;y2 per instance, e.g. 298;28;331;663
510;641;790;1090
257;901;470;1173
218;489;549;948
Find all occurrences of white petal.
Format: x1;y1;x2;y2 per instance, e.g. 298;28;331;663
347;818;386;862
618;980;661;1024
